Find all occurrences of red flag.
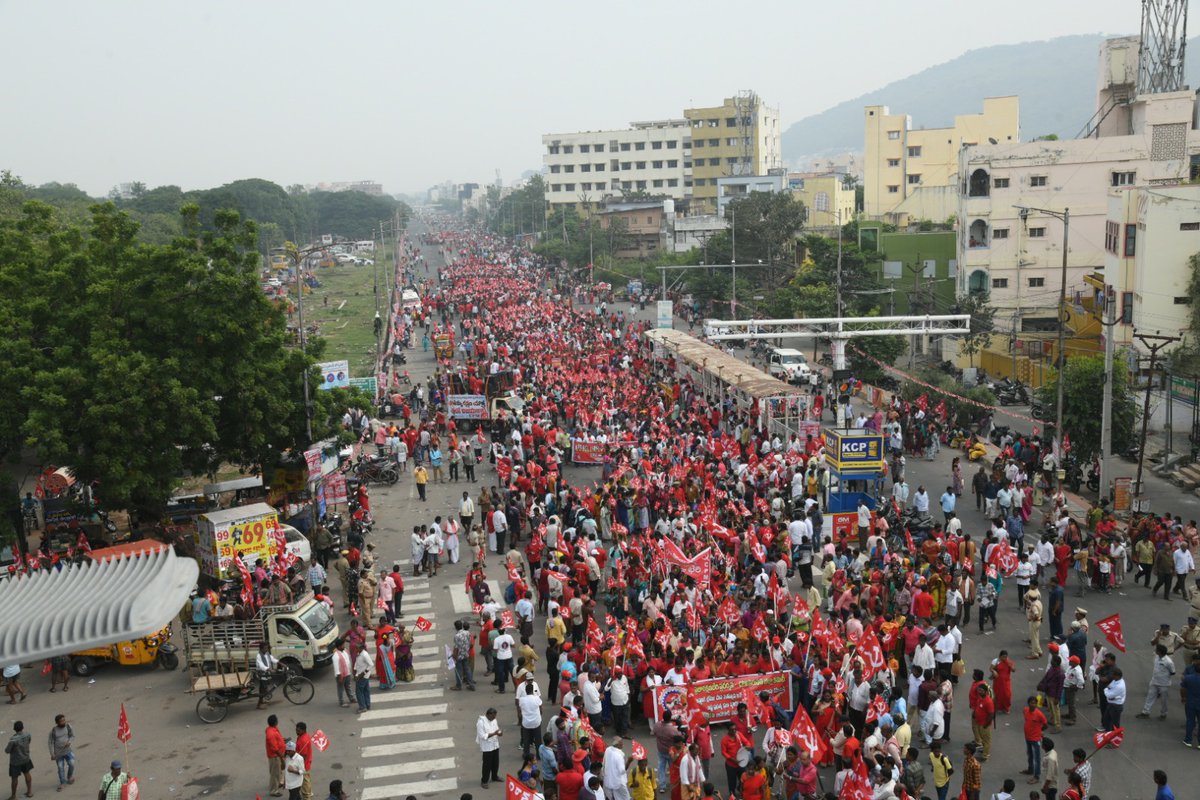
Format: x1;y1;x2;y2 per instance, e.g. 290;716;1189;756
685;690;706;727
768;569;779;598
499;610;516;629
117;703;131;743
685;604;700;631
788;704;827;764
415;616;433;632
625;634;645;658
605;613;616;628
1096;613;1125;652
505;773;539;800
631;740;647;761
838;758;873;800
743;688;771;727
311;729;330;752
751;613;770;642
790;594;811;623
717;596;741;626
865;694;890;725
774;729;792;747
120;777;140;800
857;627;887;677
1092;726;1125;749
914;393;928;412
987;541;1019;577
933;399;948;422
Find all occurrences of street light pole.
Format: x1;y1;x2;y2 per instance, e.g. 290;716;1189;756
730;206;737;319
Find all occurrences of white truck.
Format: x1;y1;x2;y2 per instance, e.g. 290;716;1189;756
766;347;813;384
184;594;339;674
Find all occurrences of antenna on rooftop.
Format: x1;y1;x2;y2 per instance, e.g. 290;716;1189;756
1138;0;1189;94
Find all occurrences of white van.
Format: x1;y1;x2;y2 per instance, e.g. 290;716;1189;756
767;347;812;384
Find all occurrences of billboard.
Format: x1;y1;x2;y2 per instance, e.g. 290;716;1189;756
447;394;487;419
316;360;350;390
656;300;674;329
824;428;884;475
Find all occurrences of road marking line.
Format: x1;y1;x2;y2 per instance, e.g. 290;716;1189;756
371;687;445;703
360;737;455;758
358;702;447;721
359;720;448;738
361;778;458;799
411;647;438;657
362;756;456;780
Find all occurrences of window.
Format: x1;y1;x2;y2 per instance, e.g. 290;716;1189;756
708;158;720;166
726;157;739;166
887;159;900;167
636;180;647;190
652;160;663;169
564;183;575;192
1028;277;1045;288
907;146;922;157
1105;220;1120;253
993;177;1010;188
683;161;692;169
647;216;654;224
621;181;632;190
684;179;693;188
594;144;604;152
1111;171;1136;186
694;178;705;186
595;163;605;171
992;278;1009;289
595;182;606;190
708;139;719;147
621;162;631;171
579;144;590;153
581;182;592;191
992;228;1009;239
1121;291;1134;324
653;180;663;188
1028;227;1046;238
667;140;677;149
907;174;921;184
694;140;705;148
707;120;718;127
548;145;560;155
635;142;645;150
652;141;663;150
580;164;590;172
563;165;574;173
814;192;830;212
667;179;678;187
620;143;631;151
1124;223;1136;257
1175;297;1192;305
887;130;901;140
726;117;737;127
563;145;573;154
551;184;561;192
1181;222;1200;231
549;165;561;174
887;185;899;194
727;138;737;146
1029;175;1047;187
667;160;678;168
636;161;646;170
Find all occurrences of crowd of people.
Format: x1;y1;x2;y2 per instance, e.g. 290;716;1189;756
331;221;1197;800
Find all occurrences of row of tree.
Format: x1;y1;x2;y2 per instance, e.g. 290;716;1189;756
0;199;372;546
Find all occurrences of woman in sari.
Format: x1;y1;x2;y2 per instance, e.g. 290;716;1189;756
739;755;769;800
395;624;416;682
376;633;397;690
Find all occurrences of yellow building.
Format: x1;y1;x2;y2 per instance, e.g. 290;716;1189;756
863;96;1019;221
684;91;782;211
787;172;855;228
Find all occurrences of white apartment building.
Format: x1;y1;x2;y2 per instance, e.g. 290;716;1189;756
542;120;692;209
955;37;1200;331
1100;183;1200;349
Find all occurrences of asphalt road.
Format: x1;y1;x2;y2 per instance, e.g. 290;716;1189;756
11;239;1195;800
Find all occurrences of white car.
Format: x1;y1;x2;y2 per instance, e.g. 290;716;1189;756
280;525;311;566
767;348;813;384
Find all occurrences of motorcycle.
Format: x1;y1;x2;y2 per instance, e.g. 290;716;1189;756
992;378;1030;406
1063;455;1084;493
353;454;399;485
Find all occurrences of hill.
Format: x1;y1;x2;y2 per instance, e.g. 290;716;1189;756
782;34;1200;163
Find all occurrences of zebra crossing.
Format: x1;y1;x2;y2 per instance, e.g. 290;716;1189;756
356;573;463;799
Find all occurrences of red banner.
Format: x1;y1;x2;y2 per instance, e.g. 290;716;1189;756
505;774;539;800
415;616;433;632
117;703;131;743
571;440;606;464
831;512;857;546
789;703;828;764
1092;726;1125;749
650;671;792;724
1096;613;1125;652
311;730;330;752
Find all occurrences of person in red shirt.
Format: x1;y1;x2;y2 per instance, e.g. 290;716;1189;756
555;757;585;800
294;722;314;800
1022;696;1048;780
265;715;286;797
970;680;995;760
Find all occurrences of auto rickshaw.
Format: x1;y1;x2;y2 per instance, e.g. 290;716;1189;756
70;624;179;676
432;332;454;360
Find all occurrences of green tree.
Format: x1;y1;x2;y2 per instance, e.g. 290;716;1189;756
898;369;997;427
954;293;996;367
846;334;907;384
1034;354;1137;460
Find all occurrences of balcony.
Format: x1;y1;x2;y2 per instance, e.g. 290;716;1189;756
967;219;989;249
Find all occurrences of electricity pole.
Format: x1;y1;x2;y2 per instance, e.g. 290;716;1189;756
1132;331;1180;503
1098;285;1117;501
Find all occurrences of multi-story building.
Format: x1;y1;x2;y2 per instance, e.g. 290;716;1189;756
864;96;1019;222
788;172;856;229
1095;183;1200;349
955;37;1200;333
541;120;692;210
714;172;786;215
599;201;668;259
684;92;782;211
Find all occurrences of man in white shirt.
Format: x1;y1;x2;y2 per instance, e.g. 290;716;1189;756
582;669;604;733
933;624;957;680
603;738;631;800
477;708;503;788
492;507;509;553
493;626;516;692
283;740;305;800
892;479;910;509
912;486;930;514
353;646;375;712
606;668;632;736
1014;553;1036;609
1173;541;1196;597
332;639;353;708
912;636;936;675
517;681;543;759
255;643;280;710
679;742;705;799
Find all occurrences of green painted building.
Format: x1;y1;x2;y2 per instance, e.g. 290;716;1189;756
859;223;958;315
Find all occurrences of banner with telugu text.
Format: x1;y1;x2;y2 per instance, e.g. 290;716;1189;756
650;671;792;724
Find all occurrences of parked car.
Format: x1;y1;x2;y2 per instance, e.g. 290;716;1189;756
280;524;311;566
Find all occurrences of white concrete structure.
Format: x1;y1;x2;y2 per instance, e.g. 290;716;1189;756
1102;183;1200;349
669;214;729;254
955;39;1200;332
715;173;786;215
542;120;692;208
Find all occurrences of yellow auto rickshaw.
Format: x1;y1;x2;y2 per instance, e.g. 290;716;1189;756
433;333;454;360
70;624;179;677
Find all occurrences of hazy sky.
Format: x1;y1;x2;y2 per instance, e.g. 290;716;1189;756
2;0;1139;197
